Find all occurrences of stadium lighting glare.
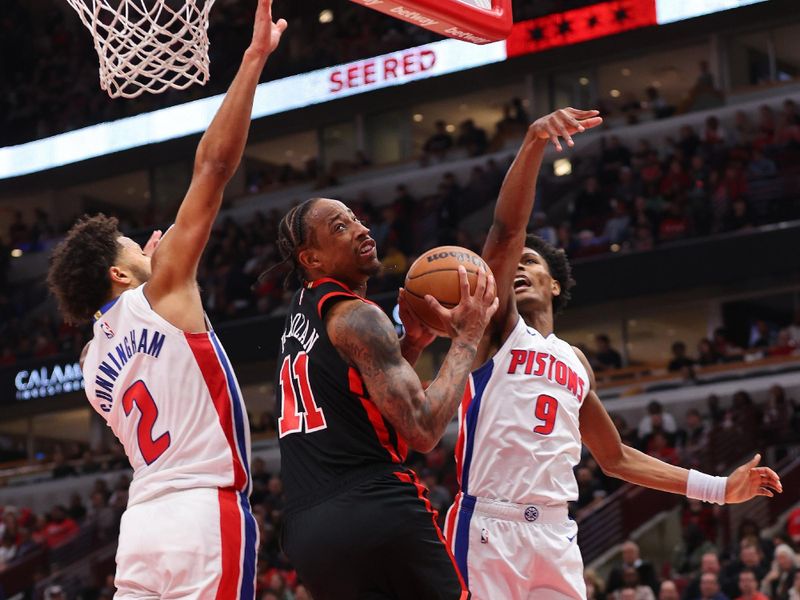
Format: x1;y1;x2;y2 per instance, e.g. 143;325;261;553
610;89;621;98
579;77;589;86
553;158;572;177
413;113;424;122
445;124;456;133
10;249;22;258
319;9;334;24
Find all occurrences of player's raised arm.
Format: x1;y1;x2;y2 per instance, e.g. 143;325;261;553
146;0;287;307
329;267;498;452
480;109;601;349
575;347;783;504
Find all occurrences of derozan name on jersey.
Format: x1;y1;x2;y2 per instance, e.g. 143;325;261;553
281;313;320;354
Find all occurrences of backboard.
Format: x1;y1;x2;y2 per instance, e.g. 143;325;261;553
350;0;513;44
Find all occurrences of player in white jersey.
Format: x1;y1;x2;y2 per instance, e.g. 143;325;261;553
440;108;783;600
46;2;287;598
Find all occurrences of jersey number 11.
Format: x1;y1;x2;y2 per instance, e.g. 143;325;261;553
278;352;328;437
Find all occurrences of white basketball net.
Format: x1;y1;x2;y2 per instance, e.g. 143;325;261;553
65;0;216;99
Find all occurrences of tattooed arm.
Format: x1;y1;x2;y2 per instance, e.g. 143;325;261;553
328;267;498;452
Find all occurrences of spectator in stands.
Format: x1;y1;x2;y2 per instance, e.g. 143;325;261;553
40;506;79;548
638;400;678;443
422;120;453;162
87;491;116;541
713;328;744;361
294;585;312;600
0;530;17;566
16;526;39;559
607;541;659;596
696;572;730;600
659;581;680;600
574;465;607;516
586;568;608;600
646;431;679;464
697;339;722;366
67;492;87;523
674;523;718;576
51;450;77;479
456;119;488;157
44;585;67;600
668;341;695;373
761;544;798;600
725;542;769;588
736;568;768;600
682;409;708;461
594;333;623;370
786;508;800;547
749;319;775;349
788;309;800;347
768;329;797;357
644;86;674;120
685;553;731;600
681;499;717;544
613;566;656;600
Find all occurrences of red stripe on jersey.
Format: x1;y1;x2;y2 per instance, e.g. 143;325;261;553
215;488;243;600
444;491;462;549
453;378;474;487
394;471;469;599
185;334;247;490
349;368;405;463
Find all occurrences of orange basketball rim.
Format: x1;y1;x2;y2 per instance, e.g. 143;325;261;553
350;0;513;44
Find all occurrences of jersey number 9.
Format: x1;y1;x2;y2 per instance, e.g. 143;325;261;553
533;394;559;435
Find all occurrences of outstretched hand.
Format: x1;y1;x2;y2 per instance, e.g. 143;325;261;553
424;266;499;344
724;453;782;504
530;107;603;152
143;230;162;257
249;0;287;57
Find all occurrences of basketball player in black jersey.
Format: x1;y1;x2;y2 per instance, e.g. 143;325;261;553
274;197;498;599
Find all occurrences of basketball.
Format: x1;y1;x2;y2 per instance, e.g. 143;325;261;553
403;246;491;335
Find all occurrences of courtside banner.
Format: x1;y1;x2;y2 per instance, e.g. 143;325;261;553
0;0;769;179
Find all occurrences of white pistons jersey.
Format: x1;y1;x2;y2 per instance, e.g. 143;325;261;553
83;285;252;507
452;316;589;506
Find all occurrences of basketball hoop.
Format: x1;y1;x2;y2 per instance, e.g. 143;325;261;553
351;0;512;44
65;0;216;99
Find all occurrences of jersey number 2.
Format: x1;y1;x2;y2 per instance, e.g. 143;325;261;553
122;381;171;465
533;394;559;435
278;352;327;437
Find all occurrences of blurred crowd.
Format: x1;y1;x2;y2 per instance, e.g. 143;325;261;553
2;98;800;365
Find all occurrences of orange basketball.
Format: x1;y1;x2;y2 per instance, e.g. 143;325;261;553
403;246;491;336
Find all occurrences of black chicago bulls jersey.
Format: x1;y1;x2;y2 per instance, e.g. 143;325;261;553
276;277;408;512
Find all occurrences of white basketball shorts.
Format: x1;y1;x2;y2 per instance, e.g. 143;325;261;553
114;487;258;600
444;493;586;600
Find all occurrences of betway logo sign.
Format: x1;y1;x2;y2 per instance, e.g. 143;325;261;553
15;362;85;401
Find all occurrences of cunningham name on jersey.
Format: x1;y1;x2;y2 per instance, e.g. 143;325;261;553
93;328;166;412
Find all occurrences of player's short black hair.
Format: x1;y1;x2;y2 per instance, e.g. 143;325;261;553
47;214;121;324
525;234;575;314
276;198;319;289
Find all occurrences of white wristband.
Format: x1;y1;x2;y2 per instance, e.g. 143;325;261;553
687;469;728;505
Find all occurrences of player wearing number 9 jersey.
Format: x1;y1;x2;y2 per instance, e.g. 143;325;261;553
46;2;287;598
444;108;784;600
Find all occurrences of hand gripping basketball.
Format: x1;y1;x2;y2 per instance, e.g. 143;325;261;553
424;266;499;344
249;0;288;58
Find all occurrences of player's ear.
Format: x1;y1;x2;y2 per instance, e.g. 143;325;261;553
297;248;321;272
109;264;133;286
551;278;561;297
